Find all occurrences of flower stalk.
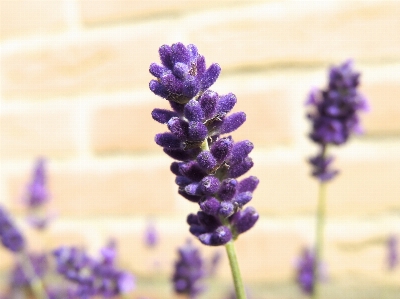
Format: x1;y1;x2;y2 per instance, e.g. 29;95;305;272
312;180;327;299
225;241;246;299
19;251;49;299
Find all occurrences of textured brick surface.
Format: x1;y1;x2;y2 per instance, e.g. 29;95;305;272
5;157;177;217
79;0;248;25
187;1;400;70
91;94;171;153
360;66;400;135
251;142;400;217
1;20;175;100
0;105;78;159
2;0;400;287
0;0;67;40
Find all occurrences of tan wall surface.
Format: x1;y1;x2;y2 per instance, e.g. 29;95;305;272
1;0;400;297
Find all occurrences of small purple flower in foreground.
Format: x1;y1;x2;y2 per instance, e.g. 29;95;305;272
150;43;259;246
172;239;206;298
306;60;369;181
53;242;135;298
24;158;52;229
387;235;398;270
0;205;25;253
295;247;328;295
296;248;315;295
10;253;48;289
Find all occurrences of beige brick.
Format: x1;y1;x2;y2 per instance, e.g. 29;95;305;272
79;0;249;25
361;80;400;135
0;105;78;159
216;74;296;147
6;157;178;217
1;20;175;100
0;0;67;40
186;1;400;69
251;142;400;217
91;94;171;153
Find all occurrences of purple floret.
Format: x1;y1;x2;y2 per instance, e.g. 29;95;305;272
53;242;135;298
0;206;25;253
296;248;315;295
149;43;220;105
306;60;369;182
172;239;206;298
23;158;53;230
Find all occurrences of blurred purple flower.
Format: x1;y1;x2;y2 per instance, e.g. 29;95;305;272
144;222;159;248
172;239;206;298
208;250;222;276
23;158;53;230
150;43;259;246
295;247;328;295
306;60;369;181
387;235;398;270
0;205;25;253
296;248;315;295
53;242;135;298
10;253;48;288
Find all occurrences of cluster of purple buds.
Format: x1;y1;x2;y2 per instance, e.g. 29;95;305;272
387;235;398;270
0;206;25;253
150;43;259;246
172;239;205;298
306;60;369;182
24;158;51;229
295;248;316;295
53;242;135;298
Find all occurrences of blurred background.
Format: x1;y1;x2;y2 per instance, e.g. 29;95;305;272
1;0;400;298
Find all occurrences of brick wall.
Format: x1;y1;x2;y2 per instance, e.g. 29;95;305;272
1;0;400;297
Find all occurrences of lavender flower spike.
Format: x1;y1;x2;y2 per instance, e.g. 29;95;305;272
172;239;206;298
150;43;259;247
24;158;52;229
306;60;369;181
0;205;25;253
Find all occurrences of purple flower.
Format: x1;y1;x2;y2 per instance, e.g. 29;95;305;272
53;242;135;298
295;248;315;295
295;247;328;295
10;253;48;288
306;60;369;181
150;43;259;246
149;43;221;104
172;239;206;298
0;206;25;253
208;250;222;276
387;235;398;270
23;158;52;230
144;222;159;248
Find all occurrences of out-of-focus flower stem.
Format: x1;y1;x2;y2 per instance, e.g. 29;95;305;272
312;165;328;299
19;251;49;299
225;241;246;299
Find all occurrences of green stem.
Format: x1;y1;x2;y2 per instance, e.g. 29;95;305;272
312;181;327;299
225;241;246;299
19;251;49;299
